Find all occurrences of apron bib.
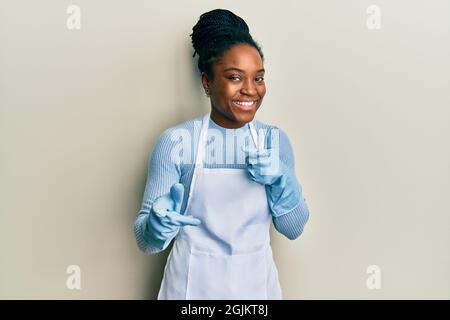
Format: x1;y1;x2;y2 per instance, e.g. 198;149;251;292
157;113;282;300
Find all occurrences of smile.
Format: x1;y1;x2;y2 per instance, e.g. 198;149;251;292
232;100;257;111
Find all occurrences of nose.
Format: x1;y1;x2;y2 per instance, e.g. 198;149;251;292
240;78;257;96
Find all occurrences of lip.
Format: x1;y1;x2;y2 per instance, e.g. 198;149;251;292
231;100;258;111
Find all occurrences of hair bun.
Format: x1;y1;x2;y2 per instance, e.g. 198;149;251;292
191;9;251;58
190;8;263;77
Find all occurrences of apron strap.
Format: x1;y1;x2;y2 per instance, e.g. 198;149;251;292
195;112;261;167
186;112;261;210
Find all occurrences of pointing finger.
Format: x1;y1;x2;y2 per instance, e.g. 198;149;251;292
166;211;201;226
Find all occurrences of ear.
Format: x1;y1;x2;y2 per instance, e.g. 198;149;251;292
201;72;210;91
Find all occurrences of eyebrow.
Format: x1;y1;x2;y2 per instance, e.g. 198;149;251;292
223;67;265;73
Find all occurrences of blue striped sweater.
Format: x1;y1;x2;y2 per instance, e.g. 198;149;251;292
134;115;310;254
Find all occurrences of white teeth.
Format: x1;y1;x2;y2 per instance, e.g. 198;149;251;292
235;101;254;106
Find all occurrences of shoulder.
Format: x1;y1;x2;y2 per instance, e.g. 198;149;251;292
148;116;203;168
159;116;202;139
154;115;203;147
253;118;296;167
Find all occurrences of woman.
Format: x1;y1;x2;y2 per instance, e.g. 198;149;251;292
134;9;310;300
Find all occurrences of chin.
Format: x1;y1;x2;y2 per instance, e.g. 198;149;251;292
230;105;259;122
231;112;255;125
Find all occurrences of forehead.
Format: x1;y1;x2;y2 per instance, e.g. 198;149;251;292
215;44;264;71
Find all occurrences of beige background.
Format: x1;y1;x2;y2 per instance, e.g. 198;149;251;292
1;0;449;299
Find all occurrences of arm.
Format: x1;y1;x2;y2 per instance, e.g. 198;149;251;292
133;128;182;254
269;128;310;239
244;127;310;240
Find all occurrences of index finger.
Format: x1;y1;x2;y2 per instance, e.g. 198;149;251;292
166;211;201;226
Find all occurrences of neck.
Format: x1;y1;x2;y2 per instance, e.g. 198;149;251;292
210;108;247;129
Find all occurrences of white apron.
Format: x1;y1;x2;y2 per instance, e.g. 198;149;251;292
157;112;282;300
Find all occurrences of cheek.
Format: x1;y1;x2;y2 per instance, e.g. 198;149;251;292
218;84;239;101
258;85;266;98
214;81;228;94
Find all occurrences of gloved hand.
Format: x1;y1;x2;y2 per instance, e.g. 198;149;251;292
146;183;201;250
243;128;302;217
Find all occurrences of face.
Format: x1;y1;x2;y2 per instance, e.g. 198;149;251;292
202;43;266;129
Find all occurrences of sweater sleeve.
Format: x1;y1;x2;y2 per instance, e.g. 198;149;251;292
133;128;182;254
271;129;310;240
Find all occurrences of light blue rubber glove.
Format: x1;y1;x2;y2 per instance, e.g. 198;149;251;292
243;128;302;217
145;183;201;251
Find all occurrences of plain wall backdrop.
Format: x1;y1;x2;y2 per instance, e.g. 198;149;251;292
1;0;449;299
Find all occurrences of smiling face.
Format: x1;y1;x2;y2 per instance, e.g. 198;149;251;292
202;43;266;129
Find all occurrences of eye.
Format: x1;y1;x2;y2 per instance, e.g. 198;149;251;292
228;75;241;81
256;76;265;82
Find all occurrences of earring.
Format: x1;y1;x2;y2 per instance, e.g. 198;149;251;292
205;88;210;97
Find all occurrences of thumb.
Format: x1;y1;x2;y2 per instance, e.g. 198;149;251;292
170;183;184;213
265;127;273;149
266;127;281;153
241;144;258;155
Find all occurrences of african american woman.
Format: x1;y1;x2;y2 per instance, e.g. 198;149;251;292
133;8;310;300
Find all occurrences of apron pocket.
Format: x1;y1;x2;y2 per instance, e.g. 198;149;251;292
186;248;268;300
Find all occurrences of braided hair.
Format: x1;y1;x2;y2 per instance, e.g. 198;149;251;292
190;9;264;78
